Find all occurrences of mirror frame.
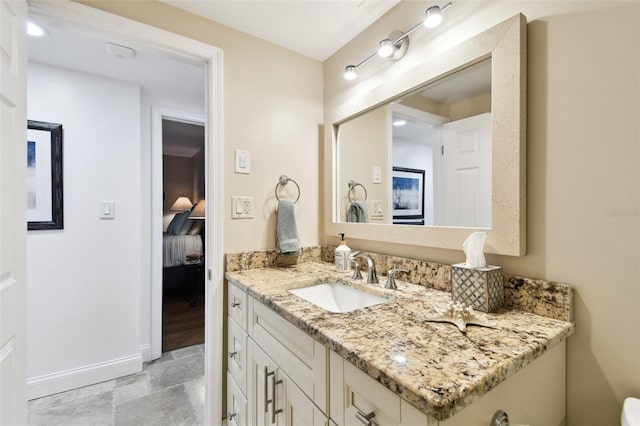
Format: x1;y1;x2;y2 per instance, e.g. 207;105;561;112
324;14;527;256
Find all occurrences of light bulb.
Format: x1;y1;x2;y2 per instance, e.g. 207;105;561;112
343;65;357;80
378;39;395;58
424;6;443;28
393;119;407;126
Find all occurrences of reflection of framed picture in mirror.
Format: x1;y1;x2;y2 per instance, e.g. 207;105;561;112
27;120;63;230
392;167;424;222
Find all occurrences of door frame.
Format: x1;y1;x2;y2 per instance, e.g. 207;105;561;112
27;1;224;423
151;108;205;361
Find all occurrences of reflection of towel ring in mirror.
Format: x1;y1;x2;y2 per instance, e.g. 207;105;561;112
275;175;301;203
348;180;368;202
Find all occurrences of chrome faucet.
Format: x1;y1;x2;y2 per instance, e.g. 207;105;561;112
349;251;378;284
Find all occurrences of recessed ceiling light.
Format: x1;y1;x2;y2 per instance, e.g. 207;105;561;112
27;21;47;37
105;42;136;60
393;119;407;126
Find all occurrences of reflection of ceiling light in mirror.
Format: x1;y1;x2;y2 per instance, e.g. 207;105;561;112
27;22;47;37
393;119;407;126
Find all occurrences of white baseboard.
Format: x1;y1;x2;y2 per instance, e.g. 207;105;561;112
27;353;143;400
140;344;153;362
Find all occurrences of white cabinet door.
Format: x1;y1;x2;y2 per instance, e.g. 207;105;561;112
284;372;327;426
250;341;285;426
227;372;248;426
0;0;28;424
250;341;326;426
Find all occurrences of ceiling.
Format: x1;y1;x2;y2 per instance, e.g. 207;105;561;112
27;14;206;157
159;0;401;61
28;1;403;156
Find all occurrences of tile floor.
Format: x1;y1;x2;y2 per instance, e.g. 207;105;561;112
28;344;205;426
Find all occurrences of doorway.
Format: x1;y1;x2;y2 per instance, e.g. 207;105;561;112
161;118;206;353
26;2;224;423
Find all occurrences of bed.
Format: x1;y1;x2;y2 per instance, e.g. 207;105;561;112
163;210;203;268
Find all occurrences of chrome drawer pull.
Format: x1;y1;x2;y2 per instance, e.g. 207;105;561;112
355;410;376;426
228;412;237;421
229;351;238;359
265;367;274;413
271;373;283;424
231;300;240;308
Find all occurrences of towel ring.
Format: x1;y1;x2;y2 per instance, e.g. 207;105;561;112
348;180;368;202
275;175;301;203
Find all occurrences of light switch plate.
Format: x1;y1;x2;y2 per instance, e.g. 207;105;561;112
235;149;251;174
372;166;382;184
100;201;115;219
231;196;254;219
372;199;383;215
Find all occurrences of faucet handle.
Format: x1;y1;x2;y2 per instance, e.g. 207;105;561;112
386;268;409;290
349;251;363;260
350;259;363;280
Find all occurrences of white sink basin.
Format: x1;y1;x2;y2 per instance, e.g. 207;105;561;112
288;282;388;313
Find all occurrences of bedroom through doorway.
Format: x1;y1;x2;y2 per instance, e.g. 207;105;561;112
162;119;206;353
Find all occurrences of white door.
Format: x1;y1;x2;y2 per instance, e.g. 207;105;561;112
441;113;491;228
0;0;28;424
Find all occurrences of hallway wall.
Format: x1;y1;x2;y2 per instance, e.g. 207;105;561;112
27;62;143;398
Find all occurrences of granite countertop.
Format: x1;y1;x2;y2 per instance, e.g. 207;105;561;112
225;262;575;421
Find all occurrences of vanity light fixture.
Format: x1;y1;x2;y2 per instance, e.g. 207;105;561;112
343;2;452;80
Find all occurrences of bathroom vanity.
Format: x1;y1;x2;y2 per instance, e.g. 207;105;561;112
225;260;574;426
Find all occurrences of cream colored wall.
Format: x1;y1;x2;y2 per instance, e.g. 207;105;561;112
338;107;389;222
448;91;491;122
79;0;323;253
324;2;639;425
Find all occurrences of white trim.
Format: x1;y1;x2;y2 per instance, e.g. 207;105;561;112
27;354;143;400
151;106;205;362
140;344;153;363
27;2;224;423
205;52;225;426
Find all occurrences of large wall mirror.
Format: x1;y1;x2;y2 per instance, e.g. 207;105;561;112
325;14;526;256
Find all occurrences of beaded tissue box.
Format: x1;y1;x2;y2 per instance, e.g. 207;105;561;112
451;263;504;313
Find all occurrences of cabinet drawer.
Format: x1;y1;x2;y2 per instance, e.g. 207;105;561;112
228;282;247;331
249;297;327;413
228;316;248;394
330;351;429;426
343;361;401;426
227;372;248;426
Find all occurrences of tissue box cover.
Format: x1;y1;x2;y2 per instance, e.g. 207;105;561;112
451;263;504;313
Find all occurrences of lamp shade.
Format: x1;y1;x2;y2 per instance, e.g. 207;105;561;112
171;196;193;211
189;199;206;219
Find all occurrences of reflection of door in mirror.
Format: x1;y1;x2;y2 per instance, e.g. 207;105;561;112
390;95;491;227
441;113;491;227
337;58;493;228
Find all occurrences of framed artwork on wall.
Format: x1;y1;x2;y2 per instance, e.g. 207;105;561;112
392;166;425;223
27;120;64;230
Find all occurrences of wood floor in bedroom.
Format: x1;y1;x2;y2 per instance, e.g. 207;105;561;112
162;284;205;353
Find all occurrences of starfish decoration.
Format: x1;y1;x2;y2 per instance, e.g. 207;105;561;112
425;301;497;333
